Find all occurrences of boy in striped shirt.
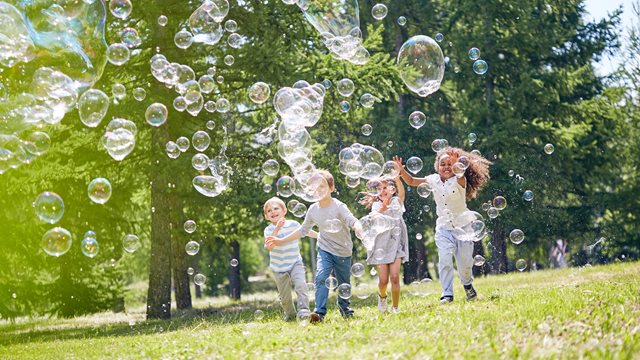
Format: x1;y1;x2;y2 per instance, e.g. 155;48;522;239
263;197;317;321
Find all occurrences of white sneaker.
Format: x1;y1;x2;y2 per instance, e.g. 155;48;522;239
390;307;400;314
377;294;388;312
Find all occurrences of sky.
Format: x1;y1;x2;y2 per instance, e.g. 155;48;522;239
584;0;637;75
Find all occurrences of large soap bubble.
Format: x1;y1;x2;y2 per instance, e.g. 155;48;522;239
34;191;64;224
78;89;110;128
87;178;112;204
41;227;73;257
273;81;325;128
81;230;99;258
193;175;225;197
189;3;224;45
102;118;137;161
338;143;384;180
397;35;445;97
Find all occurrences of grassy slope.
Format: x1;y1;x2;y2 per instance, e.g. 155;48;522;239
0;262;638;359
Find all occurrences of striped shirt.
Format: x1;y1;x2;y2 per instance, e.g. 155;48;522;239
264;219;303;272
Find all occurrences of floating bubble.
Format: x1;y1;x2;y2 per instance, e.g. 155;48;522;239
23;131;51;155
453;162;466;177
263;184;272;193
227;32;242;48
544;143;555;154
406;156;423;174
382;161;399;177
204;101;217;113
493;196;507;210
508;170;515;177
398;36;444;97
356;283;371;299
224;54;235;66
516;259;527;272
112;83;126;100
262;159;280;176
132;87;146;101
487;207;499;219
359;93;375;108
41;227;73;257
185;240;200;256
206;120;215;130
365;179;381;196
473;254;485;266
121;27;141;48
468;132;477;144
176;137;190;152
350;262;365;277
78;89;109;127
361;124;373;136
468;47;480;60
322;79;332;89
345;175;360;188
397;16;407;26
470;149;481;156
216;98;231;113
276;176;293;197
34;192;64;224
109;0;132;19
435;33;444;42
254;309;264;320
230;258;239;267
223;19;237;32
325;276;338;290
337;78;355;97
174;30;194;49
416;233;423;240
371;3;388;20
192;131;211;152
510;229;525;245
473;60;488;75
81;231;99;258
337;283;352;299
145;103;168;127
173;96;187;111
216;75;224;83
87;178;112;204
193;175;225;197
194;273;206;285
248;82;271;104
187;267;195;275
184;220;197;234
166;141;180;159
102;118;137;161
158;15;168;26
423;204;430;212
107;43;130;66
192;153;210;171
339;100;351;112
451;211;487;242
122;234;140;253
431;138;449;152
409;111;427;129
292;203;307;218
370;267;377;276
523;190;534;201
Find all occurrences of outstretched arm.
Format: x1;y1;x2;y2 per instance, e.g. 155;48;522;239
307;230;318;239
265;228;303;251
394;174;406;204
393;155;426;187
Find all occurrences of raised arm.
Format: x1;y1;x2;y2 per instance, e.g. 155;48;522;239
394;174;406;204
393;155;426;187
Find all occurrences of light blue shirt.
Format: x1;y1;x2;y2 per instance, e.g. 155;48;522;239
264;219;303;272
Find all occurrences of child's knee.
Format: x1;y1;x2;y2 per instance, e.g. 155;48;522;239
390;273;400;285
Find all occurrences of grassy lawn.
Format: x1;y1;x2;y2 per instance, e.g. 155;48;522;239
1;262;638;359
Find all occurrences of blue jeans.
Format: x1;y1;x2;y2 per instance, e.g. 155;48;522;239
435;228;474;298
314;248;353;317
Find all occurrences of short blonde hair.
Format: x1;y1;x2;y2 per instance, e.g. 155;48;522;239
263;197;286;216
316;169;335;189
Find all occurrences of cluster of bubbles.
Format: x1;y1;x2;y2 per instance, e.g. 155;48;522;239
467;47;488;75
480;195;508;219
338;143;385;188
290;0;369;64
183;0;230;47
397;35;445;97
0;0;107;174
191;126;232;197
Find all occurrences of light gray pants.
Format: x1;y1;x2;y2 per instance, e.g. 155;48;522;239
273;259;310;318
435;228;474;298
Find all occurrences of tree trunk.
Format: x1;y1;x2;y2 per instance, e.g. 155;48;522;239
488;227;507;274
228;240;241;300
472;241;487;277
171;193;192;310
309;238;317;279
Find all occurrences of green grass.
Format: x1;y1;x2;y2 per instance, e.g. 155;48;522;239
1;262;639;359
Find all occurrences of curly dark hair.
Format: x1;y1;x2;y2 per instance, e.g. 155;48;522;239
433;148;491;200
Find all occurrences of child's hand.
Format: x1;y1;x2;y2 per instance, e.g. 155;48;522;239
276;218;285;228
445;149;459;163
392;155;404;171
382;195;392;207
265;236;278;251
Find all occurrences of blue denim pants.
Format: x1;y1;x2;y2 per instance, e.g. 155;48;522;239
314;248;354;317
435;228;474;298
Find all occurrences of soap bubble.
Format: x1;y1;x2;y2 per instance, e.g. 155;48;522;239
206;120;216;130
34;192;64;224
337;78;355;97
397;35;444;97
262;159;280;176
397;16;407;26
227;32;242;48
174;30;194;49
121;27;141;48
351;262;365;277
254;309;264;320
356;283;371;299
339;100;351;112
453;162;465;177
337;283;352;299
192;153;210;171
473;254;485;266
112;83;126;99
345;175;360;188
224;54;235;66
276;176;293;197
487;207;499;219
107;43;130;66
184;220;197;234
292;203;307;218
435;33;444;42
417;183;432;198
224;19;238;32
102;118;137;161
523;190;534;201
472;60;488;75
185;241;200;255
325;276;338;290
374;248;385;261
544;143;555;154
263;184;272;193
322;79;332;89
24;131;51;155
361;124;373;136
41;227;73;257
158;15;168;26
409;111;426;129
78;89;109;127
468;47;480;60
468;133;477;144
451;211;487;242
133;87;146;101
359;93;375;108
371;3;388;20
382;161;399;177
187;267;195;275
122;234;140;253
193;175;225;197
166;141;180;159
176;137;190;152
416;233;423;240
81;231;99;258
109;0;132;19
194;273;206;285
366;179;381;196
406;156;423;174
515;259;527;272
192;131;211;151
230;258;239;267
199;75;216;94
204;101;217;112
87;178;112;204
509;229;525;245
216;98;231;113
493;196;507;210
248;82;271;104
145;103;168;127
431;138;448;152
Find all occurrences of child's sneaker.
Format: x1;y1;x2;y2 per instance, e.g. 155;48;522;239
309;312;324;324
377;294;388;312
464;284;477;301
439;295;453;304
390;307;401;314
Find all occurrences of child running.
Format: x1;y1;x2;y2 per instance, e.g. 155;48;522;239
266;170;362;323
263;197;317;321
359;174;409;314
394;148;490;304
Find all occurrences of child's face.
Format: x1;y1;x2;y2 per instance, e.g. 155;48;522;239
264;203;286;224
437;154;455;179
378;183;395;200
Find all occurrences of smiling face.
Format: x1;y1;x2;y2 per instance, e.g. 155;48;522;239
437;154;455;180
377;180;396;201
263;200;286;224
